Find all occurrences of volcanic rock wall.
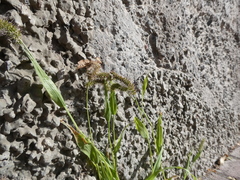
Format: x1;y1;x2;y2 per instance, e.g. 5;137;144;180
0;0;239;179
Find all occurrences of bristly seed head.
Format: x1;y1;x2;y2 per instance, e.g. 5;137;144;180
0;19;21;42
76;58;136;95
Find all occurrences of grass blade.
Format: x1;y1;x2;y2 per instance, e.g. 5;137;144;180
100;161;113;180
183;152;192;179
110;90;117;115
146;166;198;180
192;139;205;163
104;86;112;122
153;146;163;172
155;114;164;154
145;172;158;180
142;75;148;96
19;40;66;108
134;117;149;139
18;40;82;132
61;121;116;179
114;125;128;154
145;146;163;180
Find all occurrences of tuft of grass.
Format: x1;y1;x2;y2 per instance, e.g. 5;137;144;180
183;139;205;179
1;19;205;180
0;19;116;180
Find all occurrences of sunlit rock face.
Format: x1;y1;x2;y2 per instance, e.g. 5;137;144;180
0;0;239;179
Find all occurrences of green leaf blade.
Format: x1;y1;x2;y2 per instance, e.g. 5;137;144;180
183;152;193;179
152;147;163;172
105;100;112;122
142;75;148;96
61;121;115;180
114;125;128;154
192;139;205;163
145;172;158;180
155;114;164;154
134;117;149;139
110;90;117;115
19;41;66;108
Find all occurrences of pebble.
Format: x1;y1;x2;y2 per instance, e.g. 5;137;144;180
57;8;73;25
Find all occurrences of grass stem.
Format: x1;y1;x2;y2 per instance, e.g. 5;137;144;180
86;86;93;140
133;96;154;168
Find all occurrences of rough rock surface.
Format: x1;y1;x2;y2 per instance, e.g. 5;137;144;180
203;144;240;180
0;0;239;179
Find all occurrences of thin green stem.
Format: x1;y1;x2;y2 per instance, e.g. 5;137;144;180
86;86;93;140
132;96;154;168
104;85;119;180
133;96;152;126
138;97;155;140
65;107;82;134
105;91;113;161
111;114;120;180
112;114;118;172
107;112;112;151
147;136;153;168
106;100;119;179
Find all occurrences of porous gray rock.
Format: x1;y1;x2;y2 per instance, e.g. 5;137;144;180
2;109;15;122
82;175;97;180
21;94;37;113
17;76;33;95
0;134;11;152
18;125;37;138
0;0;239;180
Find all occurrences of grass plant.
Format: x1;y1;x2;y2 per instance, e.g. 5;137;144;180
0;19;204;180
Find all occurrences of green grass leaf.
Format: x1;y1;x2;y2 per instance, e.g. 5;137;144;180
142;75;148;96
99;161;114;180
114;125;128;154
183;152;192;179
104;83;112;122
153;147;163;172
145;172;158;180
155;114;164;154
17;39;81;132
19;40;66;108
61;121;116;180
192;139;205;163
110;90;117;115
146;114;164;180
134;117;149;139
104;95;112;122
